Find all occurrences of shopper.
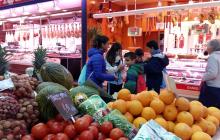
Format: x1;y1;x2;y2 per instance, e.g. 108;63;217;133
144;40;169;94
105;42;124;95
86;35;116;88
135;48;144;64
199;39;220;108
124;52;144;93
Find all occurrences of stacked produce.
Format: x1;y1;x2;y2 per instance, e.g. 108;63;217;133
0;96;20;120
22;114;128;140
11;75;39;98
0;119;27;140
108;89;220;140
17;98;40;127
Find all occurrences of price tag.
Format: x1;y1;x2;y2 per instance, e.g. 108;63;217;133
48;92;78;122
0;78;14;92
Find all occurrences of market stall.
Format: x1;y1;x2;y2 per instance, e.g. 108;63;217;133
0;0;82;80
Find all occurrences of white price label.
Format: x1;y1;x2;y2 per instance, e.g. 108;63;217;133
0;78;14;91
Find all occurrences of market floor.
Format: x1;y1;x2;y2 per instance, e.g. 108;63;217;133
213;128;220;140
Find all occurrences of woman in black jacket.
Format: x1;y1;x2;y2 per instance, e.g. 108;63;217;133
144;40;169;94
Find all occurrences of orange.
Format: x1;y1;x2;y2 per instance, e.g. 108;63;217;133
107;102;114;109
136;91;153;107
163;105;178;121
189;102;203;121
176;111;194;126
206;120;217;136
175;97;190;112
191;131;212;140
154;117;168;130
167;121;175;132
195;118;208;132
159;89;175;105
128;100;143;116
207;107;220;122
141;107;156;121
174;123;192;140
191;124;203;133
206;115;219;129
112;99;127;114
124;112;134;123
150;99;165;114
117;89;131;101
203;106;208;118
133;117;147;128
148;90;159;99
130;94;138;100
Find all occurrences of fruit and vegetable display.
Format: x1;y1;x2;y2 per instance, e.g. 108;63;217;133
108;88;220;140
22;114;128;140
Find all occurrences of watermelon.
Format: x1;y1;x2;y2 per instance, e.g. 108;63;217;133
69;85;99;99
40;62;74;90
36;82;64;93
36;83;69;121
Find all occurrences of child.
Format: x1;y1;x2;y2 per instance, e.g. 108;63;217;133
124;52;144;94
135;48;144;64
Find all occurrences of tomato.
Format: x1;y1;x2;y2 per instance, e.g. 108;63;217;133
100;121;113;136
49;122;64;134
43;134;55;140
21;135;35;140
47;119;56;127
53;133;69;140
83;115;93;124
88;126;99;139
118;137;128;140
91;122;100;130
55;114;64;122
109;128;124;140
74;118;90;133
104;139;113;140
98;133;106;140
31;123;49;139
64;124;77;139
79;130;94;140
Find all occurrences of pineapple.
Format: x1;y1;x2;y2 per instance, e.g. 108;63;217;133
33;46;47;72
0;46;10;75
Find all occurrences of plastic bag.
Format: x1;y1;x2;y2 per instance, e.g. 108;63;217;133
133;120;181;140
78;65;87;85
78;95;107;116
102;110;138;139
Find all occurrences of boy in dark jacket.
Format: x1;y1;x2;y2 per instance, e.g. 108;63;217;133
124;52;144;93
144;40;169;94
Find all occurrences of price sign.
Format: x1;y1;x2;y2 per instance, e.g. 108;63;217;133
48;92;78;122
128;27;142;36
0;78;14;92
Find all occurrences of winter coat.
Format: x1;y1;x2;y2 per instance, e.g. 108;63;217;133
202;51;220;88
124;64;144;94
86;48;115;87
144;53;169;93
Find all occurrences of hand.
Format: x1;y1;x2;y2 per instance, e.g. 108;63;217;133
117;64;125;71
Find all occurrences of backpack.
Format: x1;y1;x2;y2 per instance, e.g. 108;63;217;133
136;74;146;93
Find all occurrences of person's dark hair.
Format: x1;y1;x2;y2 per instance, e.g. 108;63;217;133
146;40;159;50
106;42;122;65
135;48;144;57
124;52;136;60
93;35;109;49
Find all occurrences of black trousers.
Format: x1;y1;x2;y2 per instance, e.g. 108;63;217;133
107;83;123;95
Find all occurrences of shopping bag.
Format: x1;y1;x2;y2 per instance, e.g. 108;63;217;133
78;65;87;85
137;74;146;93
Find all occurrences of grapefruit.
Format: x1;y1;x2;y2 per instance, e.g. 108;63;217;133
177;111;194;126
175;97;190;111
124;112;134;123
141;107;156;121
150;99;165;114
113;99;127;114
191;131;212;140
128;100;143;116
117;89;131;101
163;105;178;121
174;123;192;140
133;117;146;128
167;121;175;132
159;89;175;105
136;91;153;107
206;115;219;129
191;124;202;133
154;117;168;130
